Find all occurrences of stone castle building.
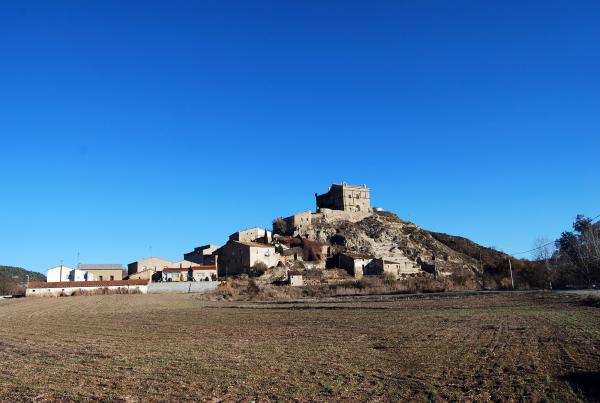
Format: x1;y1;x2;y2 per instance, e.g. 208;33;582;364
316;183;371;213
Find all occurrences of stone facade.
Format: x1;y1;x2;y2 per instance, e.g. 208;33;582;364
338;253;377;279
184;245;220;265
78;264;124;281
316;183;371;213
338;253;420;279
127;257;173;275
280;211;312;235
229;227;272;244
215;241;278;277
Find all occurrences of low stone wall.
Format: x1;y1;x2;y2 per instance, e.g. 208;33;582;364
26;283;148;296
147;282;219;294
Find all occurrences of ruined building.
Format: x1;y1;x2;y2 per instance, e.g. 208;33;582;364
315;183;371;213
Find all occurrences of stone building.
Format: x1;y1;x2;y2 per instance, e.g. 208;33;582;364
338;253;421;279
215;241;278;277
316;183;371;213
128;257;173;276
338;253;377;279
278;211;313;235
78;264;124;281
184;245;220;265
371;257;421;279
229;227;272;244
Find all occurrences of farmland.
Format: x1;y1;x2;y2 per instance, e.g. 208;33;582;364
1;292;599;401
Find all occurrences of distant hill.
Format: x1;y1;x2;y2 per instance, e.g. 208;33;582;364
0;266;45;295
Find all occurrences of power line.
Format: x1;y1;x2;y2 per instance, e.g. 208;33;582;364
509;213;600;256
511;241;555;256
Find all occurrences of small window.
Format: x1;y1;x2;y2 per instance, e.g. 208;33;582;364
99;276;103;281
110;275;114;281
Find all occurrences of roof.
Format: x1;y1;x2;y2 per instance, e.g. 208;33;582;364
233;241;274;248
288;270;302;276
28;279;149;289
128;257;172;265
162;265;217;272
48;265;73;271
79;264;123;271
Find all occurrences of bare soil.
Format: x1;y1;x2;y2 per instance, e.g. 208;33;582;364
1;292;599;402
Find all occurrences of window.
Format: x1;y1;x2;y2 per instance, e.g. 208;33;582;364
99;275;103;281
110;275;114;281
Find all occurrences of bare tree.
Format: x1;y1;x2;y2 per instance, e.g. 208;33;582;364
533;236;555;269
533;236;555;289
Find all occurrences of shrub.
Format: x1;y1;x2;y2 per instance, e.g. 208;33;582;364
249;262;268;277
581;295;600;308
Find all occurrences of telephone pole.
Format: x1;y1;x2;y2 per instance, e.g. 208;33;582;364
508;257;515;289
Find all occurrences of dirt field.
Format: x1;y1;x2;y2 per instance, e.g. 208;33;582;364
1;292;599;402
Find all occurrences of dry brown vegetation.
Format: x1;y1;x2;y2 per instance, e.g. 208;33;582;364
201;275;478;302
1;292;600;401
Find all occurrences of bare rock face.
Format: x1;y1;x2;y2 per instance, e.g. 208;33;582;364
292;211;482;277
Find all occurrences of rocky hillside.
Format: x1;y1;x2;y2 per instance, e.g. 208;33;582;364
285;210;529;286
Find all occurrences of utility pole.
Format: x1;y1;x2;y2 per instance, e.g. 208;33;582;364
508;257;515;290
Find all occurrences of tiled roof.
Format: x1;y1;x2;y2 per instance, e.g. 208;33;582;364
79;264;123;271
28;279;149;289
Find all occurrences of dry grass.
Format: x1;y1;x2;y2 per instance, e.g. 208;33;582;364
200;275;474;302
0;292;599;401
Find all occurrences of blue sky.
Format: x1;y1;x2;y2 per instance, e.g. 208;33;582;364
1;1;599;274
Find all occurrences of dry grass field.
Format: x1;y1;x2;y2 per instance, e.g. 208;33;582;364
1;292;600;402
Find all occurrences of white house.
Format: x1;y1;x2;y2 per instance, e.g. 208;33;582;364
70;269;94;282
47;265;73;282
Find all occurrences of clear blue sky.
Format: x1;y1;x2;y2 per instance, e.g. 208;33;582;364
1;1;599;274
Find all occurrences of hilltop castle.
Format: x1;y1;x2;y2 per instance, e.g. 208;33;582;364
315;182;371;213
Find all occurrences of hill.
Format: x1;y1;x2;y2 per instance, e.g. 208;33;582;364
0;266;45;296
277;210;545;290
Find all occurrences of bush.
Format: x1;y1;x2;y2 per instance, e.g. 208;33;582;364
581;295;600;308
249;262;268;277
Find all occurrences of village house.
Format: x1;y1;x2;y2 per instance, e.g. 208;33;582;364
372;257;421;279
338;252;421;279
127;257;173;276
161;265;218;282
229;227;272;244
316;183;371;213
338;252;378;279
215;240;278;277
47;265;74;282
78;264;124;281
184;244;219;265
277;211;313;235
47;265;97;282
